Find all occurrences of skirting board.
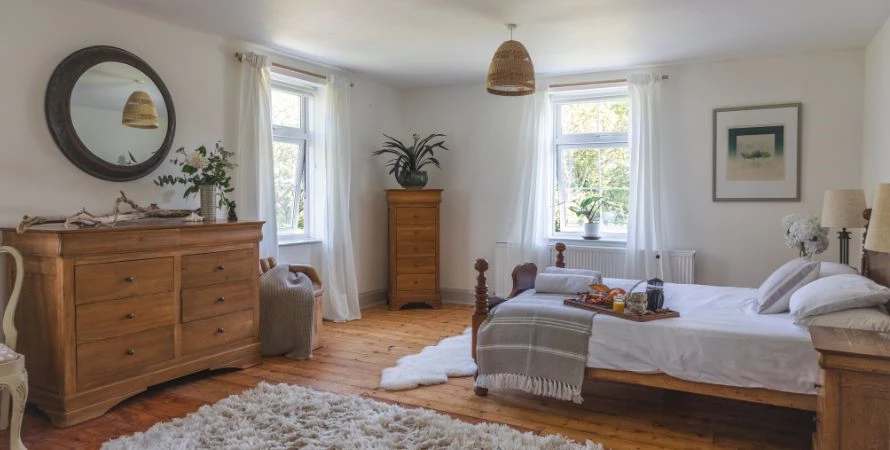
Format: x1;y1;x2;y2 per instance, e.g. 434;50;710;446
360;289;474;308
359;289;387;309
442;288;475;305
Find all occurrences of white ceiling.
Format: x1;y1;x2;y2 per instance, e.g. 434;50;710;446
88;0;890;89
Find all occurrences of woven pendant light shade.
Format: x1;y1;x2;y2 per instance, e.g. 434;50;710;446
486;25;535;96
122;90;159;129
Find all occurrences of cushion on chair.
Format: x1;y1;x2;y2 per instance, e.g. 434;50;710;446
0;344;20;363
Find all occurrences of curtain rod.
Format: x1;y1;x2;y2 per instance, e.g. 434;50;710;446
235;52;327;81
549;75;669;89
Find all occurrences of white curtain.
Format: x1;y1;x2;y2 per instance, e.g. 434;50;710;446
508;88;554;270
320;74;361;322
235;52;278;259
624;73;671;281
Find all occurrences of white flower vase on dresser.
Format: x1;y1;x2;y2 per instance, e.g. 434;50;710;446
583;222;601;240
199;185;216;222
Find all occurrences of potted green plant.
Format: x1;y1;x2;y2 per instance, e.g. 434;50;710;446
154;142;235;222
373;133;448;189
569;194;614;240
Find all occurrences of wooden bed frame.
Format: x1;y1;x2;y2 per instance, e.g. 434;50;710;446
470;211;890;413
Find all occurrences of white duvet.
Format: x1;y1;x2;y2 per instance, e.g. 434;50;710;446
516;278;820;395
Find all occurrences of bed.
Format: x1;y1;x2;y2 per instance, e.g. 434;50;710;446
470;217;890;412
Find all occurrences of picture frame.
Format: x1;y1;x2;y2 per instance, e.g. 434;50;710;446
712;103;801;201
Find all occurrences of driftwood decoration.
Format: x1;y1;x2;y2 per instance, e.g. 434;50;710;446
17;191;194;234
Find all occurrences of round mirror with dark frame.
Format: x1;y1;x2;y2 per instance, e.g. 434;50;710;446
45;46;176;181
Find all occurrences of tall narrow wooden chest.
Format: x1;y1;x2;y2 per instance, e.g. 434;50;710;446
386;189;442;310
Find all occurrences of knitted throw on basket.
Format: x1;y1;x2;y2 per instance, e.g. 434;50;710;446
259;265;315;359
475;295;596;403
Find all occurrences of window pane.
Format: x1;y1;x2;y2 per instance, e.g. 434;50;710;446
560;99;629;134
600;147;630;190
559;148;600;189
273;140;304;231
599;100;629;133
271;89;302;129
555;146;630;235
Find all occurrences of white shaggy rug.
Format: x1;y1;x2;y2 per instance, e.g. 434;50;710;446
102;382;602;449
379;328;476;391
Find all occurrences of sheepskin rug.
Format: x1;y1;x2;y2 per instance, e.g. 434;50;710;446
102;382;602;449
379;328;476;391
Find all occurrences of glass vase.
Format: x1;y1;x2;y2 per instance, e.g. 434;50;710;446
199;185;216;222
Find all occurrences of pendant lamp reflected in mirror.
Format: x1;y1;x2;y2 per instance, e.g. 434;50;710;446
122;90;159;129
486;23;535;96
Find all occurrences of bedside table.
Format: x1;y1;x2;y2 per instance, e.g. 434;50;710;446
810;326;890;450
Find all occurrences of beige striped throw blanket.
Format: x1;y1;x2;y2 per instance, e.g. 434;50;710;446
259;265;315;359
475;295;596;403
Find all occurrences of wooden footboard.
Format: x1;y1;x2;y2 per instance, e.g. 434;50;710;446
470;242;817;412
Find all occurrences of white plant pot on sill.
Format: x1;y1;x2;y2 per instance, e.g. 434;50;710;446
583;222;601;240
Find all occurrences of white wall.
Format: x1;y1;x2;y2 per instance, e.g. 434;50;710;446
403;50;865;290
0;0;401;301
863;16;890;200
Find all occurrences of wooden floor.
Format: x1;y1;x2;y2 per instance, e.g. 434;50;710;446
9;304;814;450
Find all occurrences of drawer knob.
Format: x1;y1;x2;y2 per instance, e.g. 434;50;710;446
125;276;135;283
217;296;226;303
125;349;135;356
217;265;226;271
216;327;225;334
125;312;136;319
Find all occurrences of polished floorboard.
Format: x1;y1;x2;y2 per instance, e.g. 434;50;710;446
10;304;814;449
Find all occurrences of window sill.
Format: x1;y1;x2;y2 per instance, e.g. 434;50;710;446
548;235;626;248
278;235;322;247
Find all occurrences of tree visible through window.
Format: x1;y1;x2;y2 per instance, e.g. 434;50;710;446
271;84;311;237
553;89;630;238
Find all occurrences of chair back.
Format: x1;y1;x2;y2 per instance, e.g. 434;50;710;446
0;246;24;350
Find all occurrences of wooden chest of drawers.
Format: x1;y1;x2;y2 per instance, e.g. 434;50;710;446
1;221;263;427
386;189;442;310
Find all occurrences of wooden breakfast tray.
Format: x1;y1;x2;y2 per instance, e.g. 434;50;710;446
563;299;680;322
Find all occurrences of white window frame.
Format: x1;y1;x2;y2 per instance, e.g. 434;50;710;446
271;78;315;244
551;86;630;243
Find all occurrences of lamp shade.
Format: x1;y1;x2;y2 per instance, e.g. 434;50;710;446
821;189;867;228
486;39;535;96
122;90;159;129
865;184;890;253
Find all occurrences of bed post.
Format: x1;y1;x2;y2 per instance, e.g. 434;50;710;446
555;242;567;268
862;208;872;277
472;258;489;397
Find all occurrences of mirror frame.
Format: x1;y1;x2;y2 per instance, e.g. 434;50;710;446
45;46;176;181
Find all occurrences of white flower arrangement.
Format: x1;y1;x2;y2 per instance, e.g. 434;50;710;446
782;214;829;258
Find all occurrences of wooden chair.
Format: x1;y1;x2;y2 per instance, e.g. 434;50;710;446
259;257;324;350
0;246;27;450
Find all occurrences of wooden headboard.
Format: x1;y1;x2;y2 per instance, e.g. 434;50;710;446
862;208;890;287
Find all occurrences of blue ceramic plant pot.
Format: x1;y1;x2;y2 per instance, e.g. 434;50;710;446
399;170;428;189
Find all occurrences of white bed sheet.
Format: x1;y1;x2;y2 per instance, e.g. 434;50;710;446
516;278;820;395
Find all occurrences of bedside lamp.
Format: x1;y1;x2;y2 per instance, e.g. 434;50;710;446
822;189;867;265
865;184;890;253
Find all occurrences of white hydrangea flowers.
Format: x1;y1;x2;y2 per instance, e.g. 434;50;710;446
782;214;829;258
185;152;208;170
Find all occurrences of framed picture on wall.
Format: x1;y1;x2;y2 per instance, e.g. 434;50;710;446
712;103;801;201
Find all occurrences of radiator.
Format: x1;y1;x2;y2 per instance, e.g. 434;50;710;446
492;242;696;295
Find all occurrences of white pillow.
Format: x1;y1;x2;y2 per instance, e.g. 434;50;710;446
543;266;603;285
795;306;890;332
789;274;890;320
818;262;858;278
757;258;820;314
534;273;596;295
